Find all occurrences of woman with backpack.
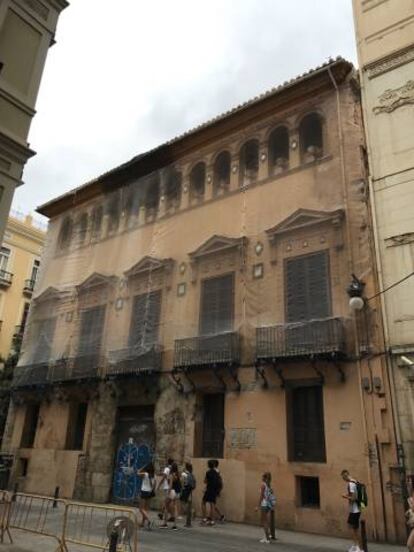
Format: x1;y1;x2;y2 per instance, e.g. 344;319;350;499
256;472;276;544
137;463;155;530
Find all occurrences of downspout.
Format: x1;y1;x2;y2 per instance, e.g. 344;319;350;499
327;66;381;540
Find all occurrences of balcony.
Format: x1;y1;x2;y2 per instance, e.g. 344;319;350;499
49;354;103;383
11;363;49;389
107;345;162;378
23;279;36;295
256;317;346;362
0;270;13;288
174;332;241;369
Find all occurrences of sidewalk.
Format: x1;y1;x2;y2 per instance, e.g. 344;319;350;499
0;519;407;552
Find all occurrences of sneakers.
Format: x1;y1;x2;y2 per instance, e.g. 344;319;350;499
159;523;169;529
348;546;362;552
259;537;270;544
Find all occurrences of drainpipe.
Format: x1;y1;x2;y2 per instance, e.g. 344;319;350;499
327;66;380;539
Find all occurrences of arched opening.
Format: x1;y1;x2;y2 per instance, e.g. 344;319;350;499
268;126;289;174
299;113;323;162
78;212;88;244
190;162;206;203
240;139;259;186
58;216;73;250
165;169;182;212
106;194;120;233
91;205;103;239
144;173;160;222
213;151;231;196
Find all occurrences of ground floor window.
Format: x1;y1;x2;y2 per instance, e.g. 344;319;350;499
297;475;320;508
20;404;40;448
202;393;225;458
65;402;88;450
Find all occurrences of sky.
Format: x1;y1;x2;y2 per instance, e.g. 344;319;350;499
12;0;358;220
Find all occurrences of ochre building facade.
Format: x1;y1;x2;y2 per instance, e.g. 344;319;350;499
2;58;405;541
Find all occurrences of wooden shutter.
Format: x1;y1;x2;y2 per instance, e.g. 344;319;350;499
200;274;234;335
78;305;105;356
286;252;330;322
291;386;326;462
202;393;225;458
128;291;161;348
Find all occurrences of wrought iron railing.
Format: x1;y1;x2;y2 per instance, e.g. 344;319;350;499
11;363;50;388
107;345;162;377
256;317;346;361
0;270;13;286
23;279;36;293
49;354;102;383
174;332;240;369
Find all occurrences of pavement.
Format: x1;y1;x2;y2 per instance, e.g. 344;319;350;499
0;518;407;552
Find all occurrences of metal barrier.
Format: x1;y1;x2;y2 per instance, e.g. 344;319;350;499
0;491;140;551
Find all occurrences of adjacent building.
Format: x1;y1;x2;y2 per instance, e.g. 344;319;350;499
352;0;414;495
0;211;45;362
2;58;405;541
0;0;68;243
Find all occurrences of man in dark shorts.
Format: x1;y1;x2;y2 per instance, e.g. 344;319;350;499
201;459;221;526
341;469;362;552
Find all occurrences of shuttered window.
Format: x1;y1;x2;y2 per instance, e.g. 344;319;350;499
202;393;225;458
128;291;161;348
200;274;234;335
285;251;331;322
288;385;326;462
78;305;106;356
33;317;56;363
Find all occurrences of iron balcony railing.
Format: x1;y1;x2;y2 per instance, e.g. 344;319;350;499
23;279;36;294
11;363;50;389
49;354;103;383
256;317;346;361
107;345;162;378
174;331;241;369
0;270;13;287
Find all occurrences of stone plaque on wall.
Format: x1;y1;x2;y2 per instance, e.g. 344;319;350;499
230;428;256;449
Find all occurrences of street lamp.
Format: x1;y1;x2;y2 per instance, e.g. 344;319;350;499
347;274;365;312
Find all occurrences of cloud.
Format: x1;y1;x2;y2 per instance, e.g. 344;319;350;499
12;0;357;218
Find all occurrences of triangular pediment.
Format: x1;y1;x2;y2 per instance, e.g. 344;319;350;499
125;256;174;278
190;235;247;259
33;286;65;304
266;208;344;239
76;272;116;292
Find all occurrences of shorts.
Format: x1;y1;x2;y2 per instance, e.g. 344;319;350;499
203;490;217;504
168;489;178;500
180;487;192;503
347;512;361;529
140;491;155;500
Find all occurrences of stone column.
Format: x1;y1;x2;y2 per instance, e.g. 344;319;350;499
181;170;191;209
229;153;240;192
158;170;167;218
205;163;214;201
289;127;301;169
258;140;269;180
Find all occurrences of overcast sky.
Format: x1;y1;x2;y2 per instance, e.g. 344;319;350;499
12;0;357;219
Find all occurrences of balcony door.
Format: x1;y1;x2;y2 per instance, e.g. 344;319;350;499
200;274;234;336
76;305;106;375
202;393;225;458
128;291;161;349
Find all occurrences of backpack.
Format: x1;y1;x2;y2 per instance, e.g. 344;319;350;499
186;472;196;491
215;471;223;493
264;484;276;509
356;481;368;510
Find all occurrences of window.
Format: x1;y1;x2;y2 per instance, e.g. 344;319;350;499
32;317;56;364
30;259;40;284
299;113;323;160
106;196;120;233
18;458;29;477
0;247;10;272
269;126;289;173
20;404;40;448
65;403;88;450
190;162;206;202
202;393;225;458
285;251;330;322
91;206;103;239
297;476;320;508
165;169;182;211
20;302;30;334
213;151;231;196
145;174;160;214
58;217;73;250
287;385;326;462
128;291;161;349
200;274;234;335
78;213;88;244
78;305;106;358
240;139;259;186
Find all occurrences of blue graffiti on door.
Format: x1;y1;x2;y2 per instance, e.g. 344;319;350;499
113;439;153;502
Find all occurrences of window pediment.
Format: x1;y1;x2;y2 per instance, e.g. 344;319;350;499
266;209;344;242
190;235;247;260
33;286;70;304
189;235;247;282
124;256;174;279
76;272;117;294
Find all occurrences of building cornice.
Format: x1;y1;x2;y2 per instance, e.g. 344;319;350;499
365;44;414;79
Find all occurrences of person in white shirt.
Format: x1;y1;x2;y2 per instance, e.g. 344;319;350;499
157;458;174;522
341;469;362;552
137;463;155;530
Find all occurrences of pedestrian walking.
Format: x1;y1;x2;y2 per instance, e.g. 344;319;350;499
137;463;155;530
341;469;363;552
406;485;414;551
157;457;174;523
180;462;196;523
255;472;276;544
212;460;225;522
160;462;181;530
201;459;222;526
